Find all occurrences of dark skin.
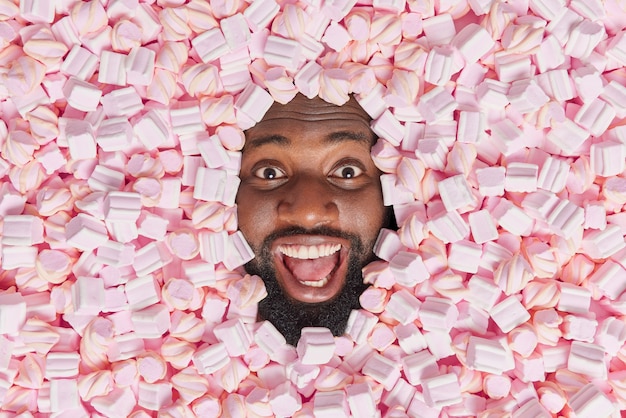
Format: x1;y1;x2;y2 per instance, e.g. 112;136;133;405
236;94;386;305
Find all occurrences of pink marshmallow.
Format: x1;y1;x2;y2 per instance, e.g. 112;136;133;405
588;260;626;300
492;199;534;237
297;327;336;365
124;275;160;311
557;282;591;314
426;210;470;244
65;214;109;251
88;165;125;192
130;304;170;339
385;289;421;325
600;80;626;118
214;318;253;357
0;293;26;336
490;295;531;333
97;50;127;86
137;381;172;411
101;87;143;118
234;83;274;126
438;174;475;211
1;215;44;246
192;28;230;64
345;309;377;345
71;276;105;315
346;383;377;417
243;0;280;31
567;341;607;379
389;250;429;287
466;336;514;374
568;383;617;418
362;352;401;390
417;86;457;123
133;109;170;151
91;387;137;417
422;373;462;408
419;297;459;332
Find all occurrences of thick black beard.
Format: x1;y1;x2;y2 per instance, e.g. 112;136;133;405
244;226;372;346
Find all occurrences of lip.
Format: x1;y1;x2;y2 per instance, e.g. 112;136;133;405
271;235;350;304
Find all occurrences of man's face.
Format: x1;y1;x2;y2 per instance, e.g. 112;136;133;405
236;94;386;308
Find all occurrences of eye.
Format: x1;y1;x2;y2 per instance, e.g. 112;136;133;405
331;164;363;179
253;166;286;180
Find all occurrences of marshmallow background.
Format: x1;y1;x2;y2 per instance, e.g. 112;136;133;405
1;0;626;416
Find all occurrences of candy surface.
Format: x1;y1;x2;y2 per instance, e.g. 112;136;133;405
1;0;626;416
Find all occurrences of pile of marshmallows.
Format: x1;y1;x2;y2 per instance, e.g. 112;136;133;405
1;0;626;416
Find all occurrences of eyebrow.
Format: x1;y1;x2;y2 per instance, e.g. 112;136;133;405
245;130;374;151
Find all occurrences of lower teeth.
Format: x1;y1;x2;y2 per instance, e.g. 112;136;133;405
301;276;329;288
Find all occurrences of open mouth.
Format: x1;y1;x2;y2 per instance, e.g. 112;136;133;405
272;237;349;303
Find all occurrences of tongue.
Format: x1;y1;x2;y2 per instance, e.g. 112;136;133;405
283;253;339;282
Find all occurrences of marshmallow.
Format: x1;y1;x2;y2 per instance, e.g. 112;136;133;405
346;383;377;418
419;297;459;332
568;383;617;418
97;50;127;86
269;381;302;417
124;275;160;311
562;315;597;343
0;293;27;336
438;174;475;211
492;199;534;237
170;103;204;136
475;166;506;197
546;119;590;156
564;20;605;60
345;309;378;345
389;250;429;287
96;118;133;152
234;83;274;126
567;341;607;379
133;110;170;150
2;215;44;246
600;80;626;118
490;295;531;333
213;318;253;357
505;163;538;193
130;304;170;339
101;87;143;118
468;210;498;244
373;228;404;262
362;352;401;390
65;214;109;251
588;260;626;300
590;140;625;177
422;373;462;408
537;156;569;193
192;28;230;64
466;336;514;374
371;110;404;146
244;0;280;30
417;86;458;123
427;210;470;243
137;381;172;411
60;45;98;80
64;118;96;160
385;289;421;325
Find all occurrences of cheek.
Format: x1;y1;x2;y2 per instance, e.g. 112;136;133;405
236;188;277;248
339;187;386;244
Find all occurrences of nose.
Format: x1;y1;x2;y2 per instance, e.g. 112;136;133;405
277;175;339;229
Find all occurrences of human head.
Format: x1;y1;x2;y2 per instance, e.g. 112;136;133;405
236;93;388;344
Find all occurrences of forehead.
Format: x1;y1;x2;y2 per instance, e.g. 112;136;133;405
245;94;372;139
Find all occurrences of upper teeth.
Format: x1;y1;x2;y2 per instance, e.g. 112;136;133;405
278;243;341;259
